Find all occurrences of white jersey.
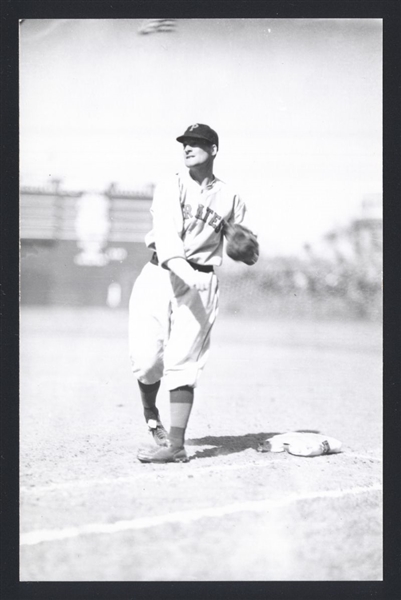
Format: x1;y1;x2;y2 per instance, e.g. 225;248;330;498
145;170;254;267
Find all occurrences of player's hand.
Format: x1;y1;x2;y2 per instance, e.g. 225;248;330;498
166;258;210;292
188;271;210;291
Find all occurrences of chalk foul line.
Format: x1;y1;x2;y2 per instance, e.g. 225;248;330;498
20;483;382;547
19;460;289;495
20;451;382;496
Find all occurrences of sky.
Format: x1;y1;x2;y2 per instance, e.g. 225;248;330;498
19;18;382;255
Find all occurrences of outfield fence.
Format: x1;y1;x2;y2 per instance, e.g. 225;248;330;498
20;182;382;320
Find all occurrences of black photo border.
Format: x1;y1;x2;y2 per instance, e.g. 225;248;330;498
1;2;400;599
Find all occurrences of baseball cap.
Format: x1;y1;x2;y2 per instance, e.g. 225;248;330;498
176;123;219;148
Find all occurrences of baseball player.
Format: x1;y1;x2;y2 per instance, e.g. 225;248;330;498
129;123;258;463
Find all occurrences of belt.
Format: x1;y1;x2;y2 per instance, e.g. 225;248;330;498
150;252;214;273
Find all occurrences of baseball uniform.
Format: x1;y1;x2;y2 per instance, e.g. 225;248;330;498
129;169;254;391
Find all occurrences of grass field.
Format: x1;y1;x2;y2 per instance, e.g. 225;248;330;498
19;307;382;581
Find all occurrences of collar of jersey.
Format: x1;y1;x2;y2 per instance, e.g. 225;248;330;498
179;170;220;191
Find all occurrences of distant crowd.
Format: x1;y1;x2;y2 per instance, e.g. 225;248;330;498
221;227;382;320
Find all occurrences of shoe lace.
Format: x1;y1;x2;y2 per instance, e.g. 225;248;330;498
153;425;168;440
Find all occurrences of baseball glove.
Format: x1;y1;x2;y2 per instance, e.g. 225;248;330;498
225;223;259;266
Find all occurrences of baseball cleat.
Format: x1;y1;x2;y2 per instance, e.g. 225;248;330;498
137;444;189;463
147;418;169;447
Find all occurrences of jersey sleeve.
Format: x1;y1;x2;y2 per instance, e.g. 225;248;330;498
227;193;257;235
148;176;186;266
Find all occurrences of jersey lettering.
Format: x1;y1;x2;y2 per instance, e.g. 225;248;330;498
195;204;206;221
209;212;221;229
183;200;224;232
204;207;215;222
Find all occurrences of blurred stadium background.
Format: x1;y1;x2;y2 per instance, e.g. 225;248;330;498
20;179;382;319
19;18;382;320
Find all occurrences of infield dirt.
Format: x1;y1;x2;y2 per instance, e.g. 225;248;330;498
20;307;382;581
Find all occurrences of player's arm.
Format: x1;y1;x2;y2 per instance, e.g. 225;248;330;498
151;178;186;265
227;193;257;234
166;258;209;291
152;179;209;290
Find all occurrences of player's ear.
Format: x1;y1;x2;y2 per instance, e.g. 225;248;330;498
210;144;218;157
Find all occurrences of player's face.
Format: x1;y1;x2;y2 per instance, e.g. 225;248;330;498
182;139;217;169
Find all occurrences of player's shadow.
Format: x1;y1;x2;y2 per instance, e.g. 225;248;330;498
187;429;321;459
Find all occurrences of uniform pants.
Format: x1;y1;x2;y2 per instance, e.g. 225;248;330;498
129;262;219;391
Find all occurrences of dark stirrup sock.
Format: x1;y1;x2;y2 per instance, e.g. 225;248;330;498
169;385;194;448
138;380;161;422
